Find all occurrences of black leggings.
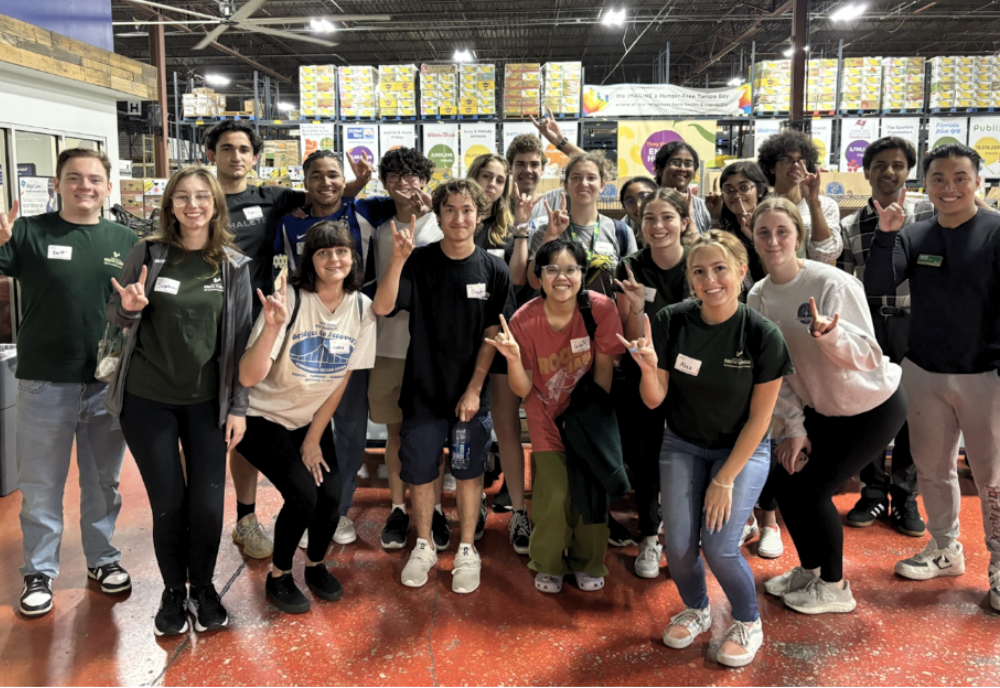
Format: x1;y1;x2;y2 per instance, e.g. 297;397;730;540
121;392;228;589
236;415;341;571
773;385;908;582
613;360;664;538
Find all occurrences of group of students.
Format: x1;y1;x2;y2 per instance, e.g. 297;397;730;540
1;114;998;668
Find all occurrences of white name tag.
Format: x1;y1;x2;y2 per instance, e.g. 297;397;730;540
325;340;351;355
296;241;305;255
243;206;263;220
644;286;657;303
466;283;487;299
570;336;591;354
488;248;505;259
154;277;181;295
674;353;702;376
47;245;72;260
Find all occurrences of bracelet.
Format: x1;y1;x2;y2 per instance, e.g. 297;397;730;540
513;235;529;240
711;477;734;489
556;136;569;151
631;306;644;315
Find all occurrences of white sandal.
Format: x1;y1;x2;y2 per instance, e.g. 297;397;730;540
534;573;564;594
573;571;605;592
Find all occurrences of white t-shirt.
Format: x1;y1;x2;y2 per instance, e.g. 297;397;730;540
247;288;377;430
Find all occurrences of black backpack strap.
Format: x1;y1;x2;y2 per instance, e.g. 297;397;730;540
287;285;302;328
613;218;630;259
577;290;598;340
356;290;364;320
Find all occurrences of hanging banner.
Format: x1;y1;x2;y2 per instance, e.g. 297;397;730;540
423;123;459;190
968;117;1000;176
459;123;497;177
879;117;922;179
343;124;380;193
299;122;336;163
753;119;785;159
583;83;751;118
617;120;717;186
810;119;834;169
17;176;58;216
379;124;417;154
927;117;969;150
840;118;879;173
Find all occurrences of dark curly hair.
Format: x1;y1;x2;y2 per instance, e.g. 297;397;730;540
756;129;818;185
431;178;489;219
653;141;700;186
378;147;434;185
205;119;263;156
290;220;364;294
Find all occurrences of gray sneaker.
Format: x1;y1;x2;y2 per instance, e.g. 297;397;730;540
634;536;663;579
662;605;711;649
764;566;817;597
783;578;857;614
895;540;965;580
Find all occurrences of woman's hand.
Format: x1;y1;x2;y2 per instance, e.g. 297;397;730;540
513;183;540;225
225;414;246;451
301;440;330;486
704;480;733;534
616;313;658;375
613;263;646;314
257;274;288;329
543;193;570;239
776;435;812;474
705;177;724;222
801;171;821;204
735;196;754;241
484;314;521;363
111;264;150;312
808;296;840;337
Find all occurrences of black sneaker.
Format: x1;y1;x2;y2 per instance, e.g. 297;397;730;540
154;587;189;636
19;573;53;617
607;514;635;547
889;496;926;537
381;507;410;550
509;508;532;555
475;493;488;541
187;584;229;631
265;573;310;614
87;561;132;594
432;509;451;551
846;495;888;527
492;480;513;512
305;564;344;601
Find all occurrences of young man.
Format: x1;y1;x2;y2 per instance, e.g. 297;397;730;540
507;110;584;221
0;149;138;617
838;136;932;538
373;179;514;594
865;143;1000;612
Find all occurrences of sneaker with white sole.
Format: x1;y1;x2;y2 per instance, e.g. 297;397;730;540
333;516;357;545
757;524;784;558
186;584;228;632
381;507;410;550
783;578;857;614
989;564;1000;612
442;474;457;493
87;561;132;593
401;538;438;588
740;516;759;548
634;536;663;579
19;573;53;617
232;513;274;559
154;587;189;636
764;566;817;597
298;530;309;549
717;618;764;667
452;544;482;594
662;605;712;649
508;508;531;555
895;540;965;580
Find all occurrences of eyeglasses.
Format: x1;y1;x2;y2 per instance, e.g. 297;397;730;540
777;155;807;167
385;173;420;184
667;158;696;170
171;193;214;207
541;265;583;278
623;191;652;208
722;183;757;196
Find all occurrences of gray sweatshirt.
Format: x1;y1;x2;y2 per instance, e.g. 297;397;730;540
747;260;901;438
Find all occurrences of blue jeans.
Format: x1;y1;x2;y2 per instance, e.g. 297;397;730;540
659;426;770;623
333;369;370;516
16;380;126;579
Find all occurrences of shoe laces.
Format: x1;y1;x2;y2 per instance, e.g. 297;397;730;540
898;498;922;519
454;546;481;570
638;541;661;563
723;620;756;649
669;607;708;632
241;519;269;547
511;511;531;540
24;574;50;594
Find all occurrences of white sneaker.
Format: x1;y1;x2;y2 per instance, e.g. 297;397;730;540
377;463;389;480
989;564;1000;612
783;578;857;615
333;516;358;545
401;538;438;588
452;544;482;594
634;536;663;579
662;605;711;649
298;531;309;549
757;524;784;558
764;567;817;597
895;540;965;580
717;618;764;667
739;516;759;548
356;463;370;479
442;474;457;492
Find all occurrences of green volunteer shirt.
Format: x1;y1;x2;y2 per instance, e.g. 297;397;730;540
125;246;223;405
653;302;792;450
0;212;138;383
614;246;690;317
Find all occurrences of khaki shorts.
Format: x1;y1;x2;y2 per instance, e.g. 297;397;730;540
368;356;406;425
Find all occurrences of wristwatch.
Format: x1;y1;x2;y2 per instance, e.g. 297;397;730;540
556;136;569;151
513;222;531;238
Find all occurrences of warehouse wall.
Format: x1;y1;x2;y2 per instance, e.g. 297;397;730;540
1;2;114;52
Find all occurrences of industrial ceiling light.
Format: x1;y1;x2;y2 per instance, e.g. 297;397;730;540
204;73;231;86
453;49;473;62
277;102;294;112
602;8;626;26
783;45;809;57
830;2;867;21
310;18;336;33
728;77;744;87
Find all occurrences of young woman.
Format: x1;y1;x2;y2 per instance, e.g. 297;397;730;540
622;230;792;667
706;161;770;287
107;166;252;636
237;221;376;614
652;141;711;234
488;239;624;593
747;197;907;615
612;188;691;579
756;130;842;264
467;153;532;555
619;176;658;239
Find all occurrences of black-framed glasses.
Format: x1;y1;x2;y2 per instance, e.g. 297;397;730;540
385;173;420;184
667;158;696;170
722;183;756;196
623;191;653;208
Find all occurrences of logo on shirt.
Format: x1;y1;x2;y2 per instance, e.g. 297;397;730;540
797;302;812;325
723;357;752;369
204;276;223;292
290;325;354;376
103;251;124;269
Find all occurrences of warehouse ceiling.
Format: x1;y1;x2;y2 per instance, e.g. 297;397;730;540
111;0;1000;97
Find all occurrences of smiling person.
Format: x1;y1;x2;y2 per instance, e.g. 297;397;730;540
624;230;791;667
838;137;933;538
106;166;252;636
373;179;514;595
747;197;906;616
0;149;138;618
619;176;658;240
865;144;1000;612
706;161;770;287
653;141;711;234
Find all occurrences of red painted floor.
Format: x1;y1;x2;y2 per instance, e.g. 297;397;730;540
0;450;997;687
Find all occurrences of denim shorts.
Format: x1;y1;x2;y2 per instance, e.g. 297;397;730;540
399;408;493;485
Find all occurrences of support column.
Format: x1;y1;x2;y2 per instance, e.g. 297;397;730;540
148;15;170;177
789;0;809;126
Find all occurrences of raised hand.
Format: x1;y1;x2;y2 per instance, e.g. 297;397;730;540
808;296;839;337
111;264;150;312
513;182;540;225
801;171;821;203
873;188;906;233
529;106;563;145
390;216;415;261
736;196;753;240
705;177;724;222
0;200;20;246
484;314;521;362
347;153;376;181
543;192;570;238
613;263;646;313
257;273;288;329
616;313;658;374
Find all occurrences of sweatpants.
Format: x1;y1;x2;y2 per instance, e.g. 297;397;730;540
902;359;1000;565
120;393;227;589
612;362;664;537
773;386;908;582
237;416;341;571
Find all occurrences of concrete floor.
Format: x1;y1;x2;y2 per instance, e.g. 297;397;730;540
1;449;997;687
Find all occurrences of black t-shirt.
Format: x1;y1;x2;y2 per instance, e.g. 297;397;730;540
614;246;690;318
475;218;515;263
391;242;515;419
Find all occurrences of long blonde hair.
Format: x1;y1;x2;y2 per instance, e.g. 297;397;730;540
467;153;514;247
155;166;236;276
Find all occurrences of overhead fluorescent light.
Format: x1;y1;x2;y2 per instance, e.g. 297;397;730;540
277;102;294;112
830;3;867;22
728;77;744;87
783;45;809;57
310;18;336;33
205;74;230;86
602;8;626;26
453;49;473;62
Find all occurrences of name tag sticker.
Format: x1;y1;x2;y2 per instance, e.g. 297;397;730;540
325;340;351;355
674;353;702;376
917;254;943;267
571;336;591;353
466;283;487;299
243;206;264;220
154;277;180;295
488;248;505;259
47;245;72;260
296;241;305;255
644;286;657;303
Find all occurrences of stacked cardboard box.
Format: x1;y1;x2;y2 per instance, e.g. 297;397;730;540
339;66;378;118
142;179;168;219
503;63;541;117
975;55;1000;108
119;179;144;217
182;87;227;118
840;57;882;110
299;65;336;118
806;59;839;111
881;57;925;110
542;61;582;115
930;55;999;109
378;64;417;117
458;64;495;116
263;140;301;168
420;64;458;116
753;60;790;113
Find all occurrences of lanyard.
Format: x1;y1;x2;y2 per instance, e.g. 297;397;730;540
568;222;599;264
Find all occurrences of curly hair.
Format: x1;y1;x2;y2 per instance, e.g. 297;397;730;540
205;119;263;156
431;178;489;219
756;129;818;186
378;147;434;185
505;133;549;168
